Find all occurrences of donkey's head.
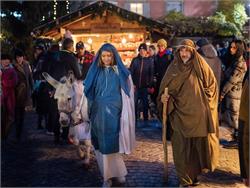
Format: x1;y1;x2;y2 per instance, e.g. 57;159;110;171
42;72;76;127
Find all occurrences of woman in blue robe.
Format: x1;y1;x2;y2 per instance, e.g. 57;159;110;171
90;64;122;154
84;43;136;187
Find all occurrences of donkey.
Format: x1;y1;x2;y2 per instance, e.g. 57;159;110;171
42;72;92;165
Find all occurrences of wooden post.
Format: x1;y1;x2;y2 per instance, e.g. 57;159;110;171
162;88;168;182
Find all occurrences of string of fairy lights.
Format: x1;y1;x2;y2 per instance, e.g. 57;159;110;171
45;0;69;21
53;0;57;20
66;0;70;14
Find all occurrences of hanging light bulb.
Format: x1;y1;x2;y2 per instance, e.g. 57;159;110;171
87;38;93;44
128;34;133;39
122;38;127;44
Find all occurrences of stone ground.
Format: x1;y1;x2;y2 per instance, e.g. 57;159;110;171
1;111;246;187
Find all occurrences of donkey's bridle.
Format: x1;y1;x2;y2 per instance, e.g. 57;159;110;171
59;90;86;127
59;110;84;127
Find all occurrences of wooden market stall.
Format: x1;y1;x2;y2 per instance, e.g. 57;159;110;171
33;0;172;66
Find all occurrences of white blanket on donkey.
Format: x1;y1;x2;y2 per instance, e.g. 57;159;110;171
68;81;90;145
69;122;91;145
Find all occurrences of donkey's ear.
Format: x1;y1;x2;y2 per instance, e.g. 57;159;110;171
42;72;60;89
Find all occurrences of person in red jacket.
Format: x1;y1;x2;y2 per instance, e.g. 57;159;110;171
1;54;18;140
75;41;94;80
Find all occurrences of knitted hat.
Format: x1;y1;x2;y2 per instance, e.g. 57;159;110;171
157;39;167;48
196;38;209;47
138;43;147;51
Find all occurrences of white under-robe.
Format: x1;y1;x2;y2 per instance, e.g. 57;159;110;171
95;150;128;181
94;75;136;181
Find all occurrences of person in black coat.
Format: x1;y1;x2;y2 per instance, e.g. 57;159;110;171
148;45;158;118
32;43;49;130
49;38;81;81
48;38;81;144
220;40;247;149
42;43;60;135
130;43;154;122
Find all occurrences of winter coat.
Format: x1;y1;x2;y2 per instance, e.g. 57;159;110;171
14;61;33;107
220;56;247;129
36;81;50;114
198;44;222;89
33;52;47;81
1;65;18;115
49;50;81;81
154;52;173;94
238;76;249;179
76;50;94;80
130;55;154;89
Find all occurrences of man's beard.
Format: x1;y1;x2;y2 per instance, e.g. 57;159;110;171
181;57;190;64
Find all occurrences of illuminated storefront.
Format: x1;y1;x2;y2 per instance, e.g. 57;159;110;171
33;0;172;66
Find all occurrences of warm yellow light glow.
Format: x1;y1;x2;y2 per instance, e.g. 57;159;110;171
87;38;93;44
122;38;127;44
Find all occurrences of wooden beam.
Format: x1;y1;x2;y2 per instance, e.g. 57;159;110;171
62;14;92;28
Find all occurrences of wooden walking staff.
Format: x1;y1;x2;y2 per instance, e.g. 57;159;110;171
162;87;168;182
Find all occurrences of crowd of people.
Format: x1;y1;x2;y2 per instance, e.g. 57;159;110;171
1;35;249;187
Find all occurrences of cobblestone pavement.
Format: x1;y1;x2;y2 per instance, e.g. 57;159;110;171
1;111;246;187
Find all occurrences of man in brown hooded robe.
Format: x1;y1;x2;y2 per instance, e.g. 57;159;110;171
157;39;220;187
238;75;249;186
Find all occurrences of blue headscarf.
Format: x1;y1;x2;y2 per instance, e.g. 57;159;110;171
84;43;130;100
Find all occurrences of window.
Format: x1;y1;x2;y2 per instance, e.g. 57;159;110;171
166;0;183;12
130;3;143;15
